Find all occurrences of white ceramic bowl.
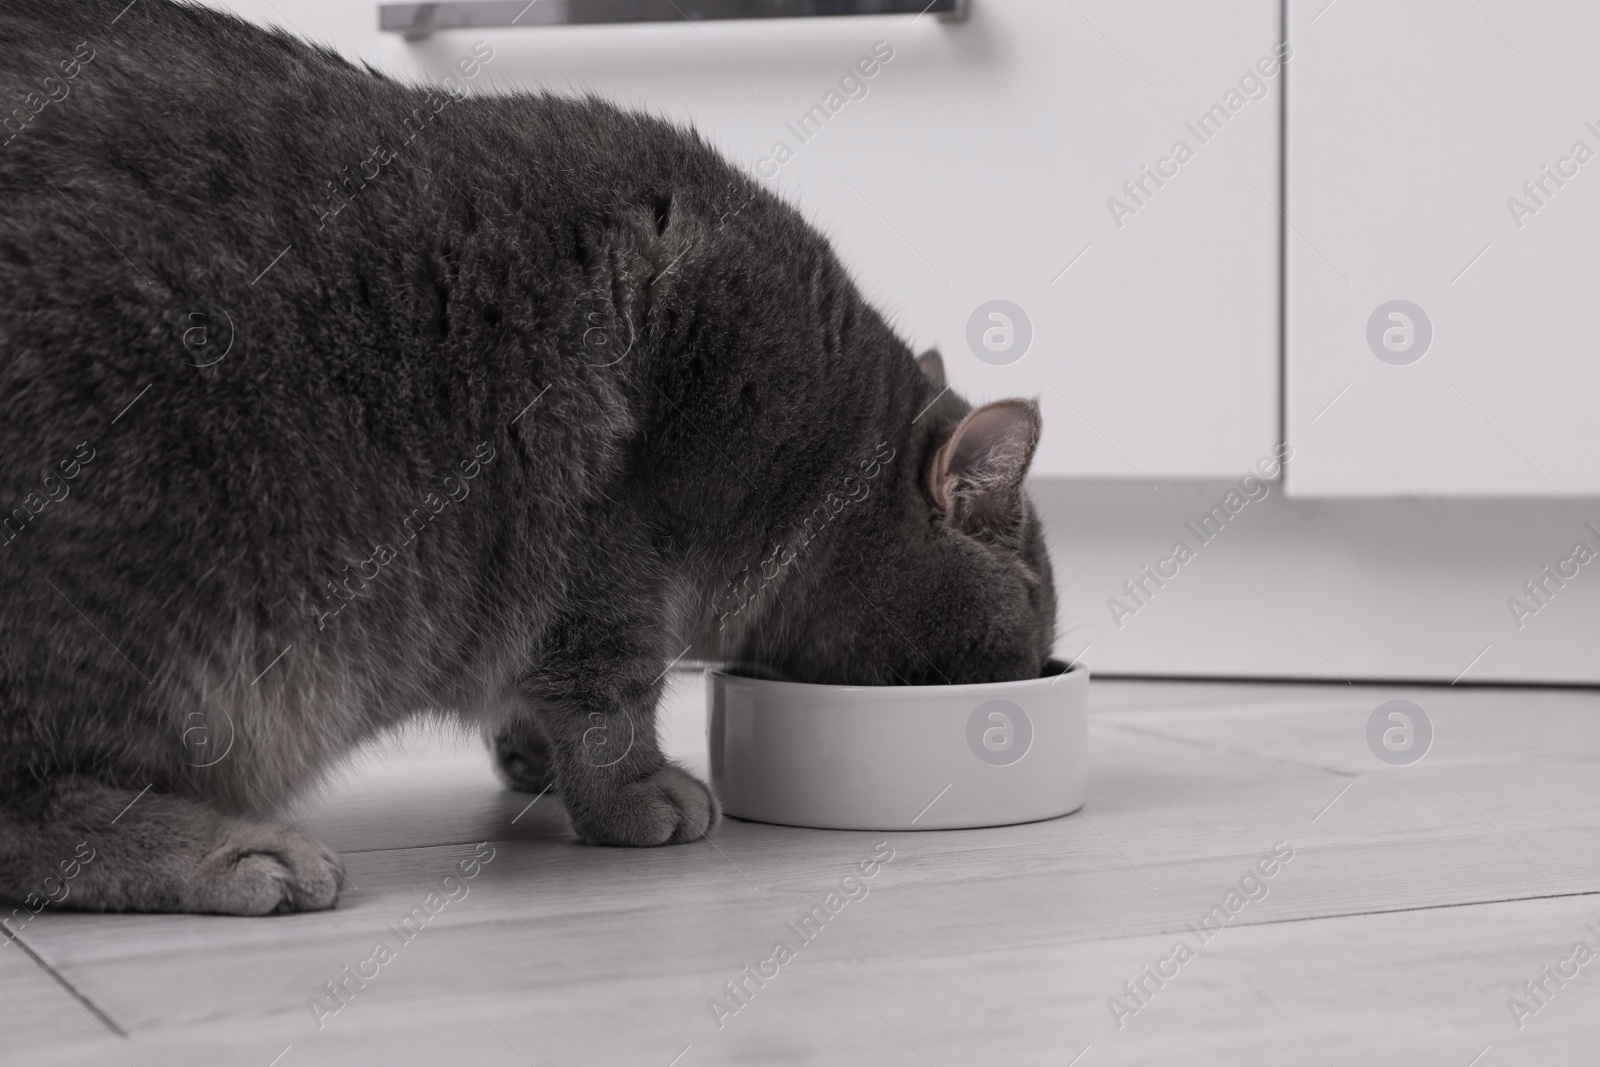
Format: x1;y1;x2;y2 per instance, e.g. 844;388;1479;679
707;660;1087;831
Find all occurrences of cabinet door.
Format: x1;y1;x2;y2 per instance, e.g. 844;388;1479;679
1287;0;1600;496
197;0;1282;478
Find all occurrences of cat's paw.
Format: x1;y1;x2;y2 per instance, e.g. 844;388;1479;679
194;825;343;915
491;727;558;795
569;764;721;847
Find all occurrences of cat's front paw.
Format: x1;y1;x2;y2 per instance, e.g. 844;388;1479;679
491;725;558;795
568;764;720;846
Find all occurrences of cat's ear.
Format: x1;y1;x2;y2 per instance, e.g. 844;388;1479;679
916;349;946;387
927;399;1042;534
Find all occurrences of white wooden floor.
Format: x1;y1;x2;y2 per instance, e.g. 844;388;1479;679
8;675;1600;1066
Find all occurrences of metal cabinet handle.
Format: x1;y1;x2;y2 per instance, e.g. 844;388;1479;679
380;0;968;36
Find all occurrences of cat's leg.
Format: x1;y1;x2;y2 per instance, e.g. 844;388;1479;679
489;707;558;795
0;777;342;915
522;625;718;847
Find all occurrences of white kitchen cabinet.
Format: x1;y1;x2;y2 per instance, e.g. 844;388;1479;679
195;0;1283;479
1286;0;1600;496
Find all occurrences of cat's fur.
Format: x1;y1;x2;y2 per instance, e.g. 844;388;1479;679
0;0;1055;914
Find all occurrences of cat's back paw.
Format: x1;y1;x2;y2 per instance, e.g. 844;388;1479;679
196;825;343;915
570;764;720;847
0;781;343;915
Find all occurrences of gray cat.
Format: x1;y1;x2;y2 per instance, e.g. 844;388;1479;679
0;0;1056;915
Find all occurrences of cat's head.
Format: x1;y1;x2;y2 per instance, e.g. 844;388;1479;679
743;351;1056;687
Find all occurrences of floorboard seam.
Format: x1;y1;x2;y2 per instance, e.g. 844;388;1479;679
2;928;130;1037
1210;887;1600;933
1094;720;1358;778
1093;672;1600;692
